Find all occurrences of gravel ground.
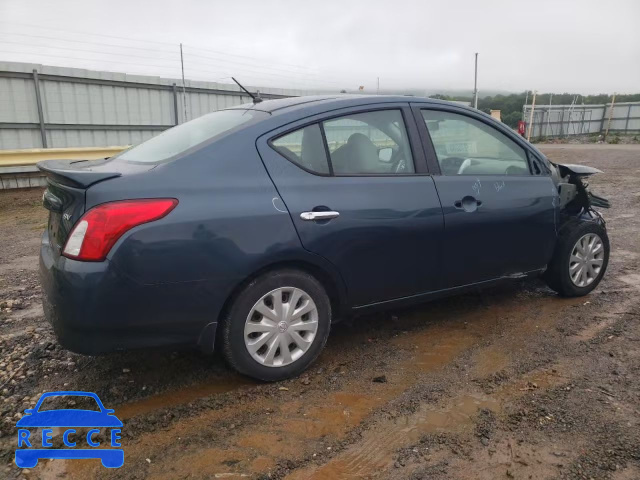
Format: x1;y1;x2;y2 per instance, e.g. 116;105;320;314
534;134;640;145
1;144;639;480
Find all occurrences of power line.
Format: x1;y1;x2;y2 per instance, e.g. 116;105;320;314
182;59;343;84
0;50;186;71
0;21;178;47
0;21;347;87
183;48;344;83
0;39;179;62
0;31;341;85
1;43;344;86
184;50;313;76
0;31;180;56
0;50;319;89
184;44;313;71
0;21;314;72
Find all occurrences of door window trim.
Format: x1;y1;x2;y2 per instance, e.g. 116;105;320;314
411;104;551;177
266;104;430;177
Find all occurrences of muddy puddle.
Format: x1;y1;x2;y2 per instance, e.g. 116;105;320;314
116;376;251;420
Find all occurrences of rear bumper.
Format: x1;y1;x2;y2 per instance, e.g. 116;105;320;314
39;232;218;355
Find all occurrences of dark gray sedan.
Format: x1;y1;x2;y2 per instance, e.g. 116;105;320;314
38;95;610;380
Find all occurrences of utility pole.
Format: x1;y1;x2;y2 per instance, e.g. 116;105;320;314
527;90;537;142
547;93;553;137
604;92;617;141
473;52;478;109
180;43;188;123
377;77;379;95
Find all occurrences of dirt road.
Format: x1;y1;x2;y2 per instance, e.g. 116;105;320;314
1;144;639;479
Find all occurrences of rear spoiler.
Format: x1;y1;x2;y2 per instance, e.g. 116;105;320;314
37;159;122;188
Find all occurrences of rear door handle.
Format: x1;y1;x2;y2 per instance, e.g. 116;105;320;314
454;196;482;212
300;211;340;221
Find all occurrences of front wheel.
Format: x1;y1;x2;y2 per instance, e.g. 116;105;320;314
544;222;610;297
220;269;331;381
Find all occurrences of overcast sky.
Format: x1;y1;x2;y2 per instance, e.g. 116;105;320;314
1;0;639;95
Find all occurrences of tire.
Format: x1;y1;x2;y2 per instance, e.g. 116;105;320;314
544;221;609;297
220;269;331;381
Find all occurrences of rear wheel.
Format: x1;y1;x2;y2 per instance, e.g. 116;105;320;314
544;222;609;297
220;269;331;381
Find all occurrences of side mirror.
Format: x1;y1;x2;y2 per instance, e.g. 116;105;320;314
378;147;393;162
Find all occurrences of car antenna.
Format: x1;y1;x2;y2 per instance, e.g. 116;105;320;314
232;77;263;104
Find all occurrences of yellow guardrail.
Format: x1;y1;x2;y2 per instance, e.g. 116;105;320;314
0;146;129;168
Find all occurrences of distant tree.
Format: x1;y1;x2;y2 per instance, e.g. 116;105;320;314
476;91;640;128
502;111;522;128
430;94;473;102
429;91;639;129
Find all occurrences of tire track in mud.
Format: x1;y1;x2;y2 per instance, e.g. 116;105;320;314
288;273;640;480
286;368;567;480
54;288;589;480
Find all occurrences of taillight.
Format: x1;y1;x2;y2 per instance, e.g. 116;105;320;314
63;199;178;261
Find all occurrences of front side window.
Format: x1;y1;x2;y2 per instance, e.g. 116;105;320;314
421;110;530;176
322;110;415;175
118;109;266;163
271;124;330;174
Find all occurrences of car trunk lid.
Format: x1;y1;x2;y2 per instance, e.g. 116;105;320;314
38;157;153;255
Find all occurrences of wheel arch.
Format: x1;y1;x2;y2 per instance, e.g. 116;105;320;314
557;206;606;238
201;257;349;353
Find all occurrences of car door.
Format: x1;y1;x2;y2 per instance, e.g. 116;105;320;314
256;104;445;307
412;104;557;288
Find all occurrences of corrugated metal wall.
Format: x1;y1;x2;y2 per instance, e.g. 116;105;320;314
523;102;640;139
0;61;308;150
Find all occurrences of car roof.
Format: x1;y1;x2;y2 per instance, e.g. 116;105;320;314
230;94;458;116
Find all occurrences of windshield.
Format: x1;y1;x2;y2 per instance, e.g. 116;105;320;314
117;109;266;163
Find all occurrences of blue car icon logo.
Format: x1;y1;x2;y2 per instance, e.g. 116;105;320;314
15;391;123;468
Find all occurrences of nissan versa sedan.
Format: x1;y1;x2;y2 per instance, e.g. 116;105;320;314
38;95;610;380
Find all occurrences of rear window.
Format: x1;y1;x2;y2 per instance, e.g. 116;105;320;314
117;109;265;163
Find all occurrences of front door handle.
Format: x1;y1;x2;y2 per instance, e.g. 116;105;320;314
300;211;340;221
454;196;482;212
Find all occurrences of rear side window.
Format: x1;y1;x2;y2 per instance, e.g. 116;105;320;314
272;124;330;174
323;110;414;174
271;109;415;176
118;109;265;163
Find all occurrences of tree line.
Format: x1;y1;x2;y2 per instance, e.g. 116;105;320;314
431;92;640;128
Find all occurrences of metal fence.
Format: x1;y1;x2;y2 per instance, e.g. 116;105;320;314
523;102;640;139
0;61;308;150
